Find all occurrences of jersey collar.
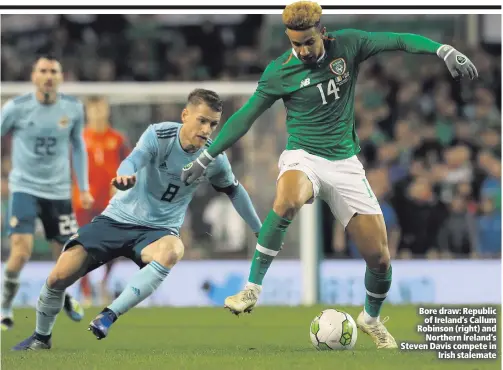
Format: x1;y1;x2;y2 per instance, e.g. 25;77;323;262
291;48;326;64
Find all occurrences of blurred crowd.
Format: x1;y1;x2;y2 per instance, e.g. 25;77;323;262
1;14;501;261
325;49;501;260
1;14;265;82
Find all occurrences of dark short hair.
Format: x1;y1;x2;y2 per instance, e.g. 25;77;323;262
187;89;223;112
32;54;60;70
36;53;57;62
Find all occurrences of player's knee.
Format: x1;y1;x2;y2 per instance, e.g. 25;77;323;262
368;252;390;273
9;235;33;265
46;266;73;290
46;245;88;290
273;193;305;220
154;239;184;268
366;236;390;273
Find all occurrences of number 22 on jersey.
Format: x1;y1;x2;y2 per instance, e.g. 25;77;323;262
316;78;340;105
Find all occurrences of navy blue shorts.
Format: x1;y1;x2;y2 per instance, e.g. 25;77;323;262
7;192;77;244
63;215;178;268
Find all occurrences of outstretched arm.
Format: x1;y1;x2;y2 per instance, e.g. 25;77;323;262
181;62;281;185
357;31;442;57
214;181;262;234
352;29;478;80
206;94;274;158
207;154;262;233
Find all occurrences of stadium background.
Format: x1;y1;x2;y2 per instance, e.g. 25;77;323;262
0;14;501;307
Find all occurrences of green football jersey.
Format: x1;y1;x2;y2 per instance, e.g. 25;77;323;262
206;29;440;160
257;29;387;160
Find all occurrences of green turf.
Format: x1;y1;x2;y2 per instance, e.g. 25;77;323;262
1;305;500;370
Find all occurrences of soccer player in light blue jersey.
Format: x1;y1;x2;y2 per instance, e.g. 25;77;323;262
1;55;94;331
13;89;263;350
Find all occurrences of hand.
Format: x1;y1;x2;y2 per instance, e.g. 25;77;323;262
438;45;478;80
111;175;136;191
181;150;214;186
79;191;94;210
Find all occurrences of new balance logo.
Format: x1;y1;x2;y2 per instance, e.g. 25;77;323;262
131;287;141;296
300;78;310;88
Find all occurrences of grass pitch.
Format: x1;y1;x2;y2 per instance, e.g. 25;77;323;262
1;305;500;370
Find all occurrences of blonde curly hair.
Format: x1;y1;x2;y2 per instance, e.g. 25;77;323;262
282;1;322;30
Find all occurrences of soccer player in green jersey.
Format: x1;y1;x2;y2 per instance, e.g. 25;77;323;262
181;1;478;349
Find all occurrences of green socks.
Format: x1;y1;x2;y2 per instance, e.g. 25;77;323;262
248;210;291;285
247;208;392;321
364;265;392;318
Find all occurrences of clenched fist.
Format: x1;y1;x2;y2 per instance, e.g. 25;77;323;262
111;175;137;191
80;191;94;210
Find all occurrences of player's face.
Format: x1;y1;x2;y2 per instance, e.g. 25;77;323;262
86;99;110;123
31;58;63;94
286;27;324;65
181;103;221;149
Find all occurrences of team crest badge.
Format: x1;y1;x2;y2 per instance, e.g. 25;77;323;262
58;116;70;128
329;58;346;76
9;216;18;228
456;55;467;65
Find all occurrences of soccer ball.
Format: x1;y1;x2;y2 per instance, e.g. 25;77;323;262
309;309;358;350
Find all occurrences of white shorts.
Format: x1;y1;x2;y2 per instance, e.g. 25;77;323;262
277;149;382;228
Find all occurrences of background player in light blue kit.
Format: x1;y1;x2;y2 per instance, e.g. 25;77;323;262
13;89;263;350
1;55;94;331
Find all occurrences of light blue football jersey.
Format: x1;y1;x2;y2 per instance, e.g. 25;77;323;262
102;122;236;231
1;93;88;200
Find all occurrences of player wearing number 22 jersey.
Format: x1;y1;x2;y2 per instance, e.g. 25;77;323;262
1;56;92;331
181;1;478;351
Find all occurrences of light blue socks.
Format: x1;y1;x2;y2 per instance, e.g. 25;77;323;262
36;282;65;335
108;261;170;316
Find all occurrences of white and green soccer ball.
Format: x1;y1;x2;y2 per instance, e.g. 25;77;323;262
309;309;358;350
